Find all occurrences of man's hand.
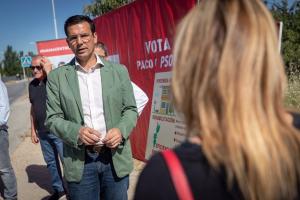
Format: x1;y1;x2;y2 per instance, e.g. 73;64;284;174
78;127;101;145
103;128;123;148
40;56;52;75
31;130;39;144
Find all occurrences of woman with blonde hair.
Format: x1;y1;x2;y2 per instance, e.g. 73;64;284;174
134;0;300;199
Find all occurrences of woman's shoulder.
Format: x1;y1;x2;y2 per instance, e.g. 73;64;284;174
134;142;202;200
144;141;205;172
134;141;241;200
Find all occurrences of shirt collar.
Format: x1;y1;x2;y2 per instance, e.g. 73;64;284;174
75;54;104;73
35;77;47;86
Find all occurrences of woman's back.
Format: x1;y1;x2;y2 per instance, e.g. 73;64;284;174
135;0;300;199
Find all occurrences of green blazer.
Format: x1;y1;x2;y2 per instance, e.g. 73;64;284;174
45;58;138;182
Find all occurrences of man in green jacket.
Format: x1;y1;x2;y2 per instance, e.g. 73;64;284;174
45;15;138;200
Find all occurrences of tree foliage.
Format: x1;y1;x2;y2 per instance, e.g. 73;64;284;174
267;0;300;71
83;0;134;17
2;45;22;76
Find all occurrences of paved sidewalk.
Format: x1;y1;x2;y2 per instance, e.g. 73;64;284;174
1;90;145;200
10;137;144;200
8;88;31;154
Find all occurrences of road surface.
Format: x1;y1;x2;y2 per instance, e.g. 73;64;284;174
6;80;28;104
4;80;31;154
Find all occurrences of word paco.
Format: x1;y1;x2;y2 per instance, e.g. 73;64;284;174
137;59;154;70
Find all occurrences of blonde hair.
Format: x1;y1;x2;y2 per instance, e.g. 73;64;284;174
172;0;300;199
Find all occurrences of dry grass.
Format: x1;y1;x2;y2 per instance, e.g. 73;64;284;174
285;66;300;111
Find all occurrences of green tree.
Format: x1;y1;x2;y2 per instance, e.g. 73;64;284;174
269;1;300;109
2;45;22;76
83;0;134;17
268;0;300;71
0;61;3;76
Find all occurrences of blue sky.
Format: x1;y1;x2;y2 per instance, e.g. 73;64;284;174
0;0;92;60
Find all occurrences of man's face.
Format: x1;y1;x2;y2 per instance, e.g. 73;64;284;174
66;22;97;61
31;57;45;80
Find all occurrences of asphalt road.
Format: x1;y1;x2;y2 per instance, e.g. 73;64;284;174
4;79;31;154
6;80;28;104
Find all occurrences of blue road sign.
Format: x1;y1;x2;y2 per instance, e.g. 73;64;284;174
20;56;32;68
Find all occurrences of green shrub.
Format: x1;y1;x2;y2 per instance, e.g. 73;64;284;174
285;65;300;110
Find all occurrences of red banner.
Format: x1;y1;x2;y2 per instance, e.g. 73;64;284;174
94;0;196;160
36;39;74;68
36;39;72;57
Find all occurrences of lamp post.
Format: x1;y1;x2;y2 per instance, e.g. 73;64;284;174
51;0;58;39
0;62;2;81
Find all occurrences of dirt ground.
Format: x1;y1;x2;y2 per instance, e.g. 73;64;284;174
1;136;145;200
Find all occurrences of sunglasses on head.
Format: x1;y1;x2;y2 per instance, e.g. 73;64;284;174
31;65;43;70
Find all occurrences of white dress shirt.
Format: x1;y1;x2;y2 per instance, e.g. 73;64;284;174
131;82;148;115
76;55;106;143
0;80;10;126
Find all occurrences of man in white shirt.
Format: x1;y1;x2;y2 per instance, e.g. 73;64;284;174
95;42;149;115
0;79;17;200
45;15;138;200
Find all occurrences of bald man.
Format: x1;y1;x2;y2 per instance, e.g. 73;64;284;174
29;55;66;200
